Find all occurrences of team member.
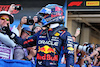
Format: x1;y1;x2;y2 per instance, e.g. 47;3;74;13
2;4;74;67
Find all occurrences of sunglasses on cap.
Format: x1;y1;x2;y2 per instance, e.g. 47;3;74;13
0;17;10;21
23;30;31;35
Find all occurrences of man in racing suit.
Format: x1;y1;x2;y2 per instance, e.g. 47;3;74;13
2;4;74;67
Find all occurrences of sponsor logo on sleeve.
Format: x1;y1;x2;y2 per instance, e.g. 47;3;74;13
54;32;60;36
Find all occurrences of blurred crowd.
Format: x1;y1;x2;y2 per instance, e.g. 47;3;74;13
0;4;100;67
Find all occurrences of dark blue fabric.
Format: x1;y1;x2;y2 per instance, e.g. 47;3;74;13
58;46;65;67
92;66;100;67
74;64;80;67
14;26;74;67
0;59;35;67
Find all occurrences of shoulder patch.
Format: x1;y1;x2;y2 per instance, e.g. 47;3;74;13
54;30;66;36
67;47;74;51
54;32;60;36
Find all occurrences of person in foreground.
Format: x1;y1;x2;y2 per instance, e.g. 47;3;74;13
1;4;74;67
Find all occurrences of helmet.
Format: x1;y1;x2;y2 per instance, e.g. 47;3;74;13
37;4;64;27
0;11;14;24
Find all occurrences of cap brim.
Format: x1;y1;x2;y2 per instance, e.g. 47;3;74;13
27;31;33;33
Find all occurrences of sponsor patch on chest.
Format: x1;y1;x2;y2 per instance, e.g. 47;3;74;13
38;40;58;46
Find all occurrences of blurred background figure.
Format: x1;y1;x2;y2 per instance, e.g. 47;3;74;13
13;27;33;60
84;44;100;67
26;23;42;64
33;24;42;33
17;16;27;36
14;15;42;64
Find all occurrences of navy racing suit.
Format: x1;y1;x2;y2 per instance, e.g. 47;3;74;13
12;26;74;67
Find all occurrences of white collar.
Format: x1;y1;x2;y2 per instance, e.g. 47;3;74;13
49;23;60;28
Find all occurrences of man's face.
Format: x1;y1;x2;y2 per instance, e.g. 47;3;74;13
34;26;41;33
0;15;10;27
38;22;42;26
21;31;31;39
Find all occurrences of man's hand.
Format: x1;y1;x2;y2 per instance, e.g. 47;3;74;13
84;56;92;63
8;4;15;14
90;50;99;57
33;16;38;23
27;46;37;60
27;46;36;57
1;23;11;35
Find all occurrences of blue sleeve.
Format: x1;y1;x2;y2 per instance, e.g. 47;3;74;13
61;32;74;67
14;31;39;48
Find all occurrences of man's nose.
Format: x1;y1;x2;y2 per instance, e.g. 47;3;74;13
3;19;7;21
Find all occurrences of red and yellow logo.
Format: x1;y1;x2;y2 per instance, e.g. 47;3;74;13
38;45;56;54
37;53;58;61
86;1;99;6
48;28;53;31
37;45;58;61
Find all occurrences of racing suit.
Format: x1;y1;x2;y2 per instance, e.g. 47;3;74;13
11;26;74;67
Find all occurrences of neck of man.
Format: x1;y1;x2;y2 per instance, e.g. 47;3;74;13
49;23;59;28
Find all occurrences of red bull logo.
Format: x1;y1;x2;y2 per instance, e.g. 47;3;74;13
37;53;58;61
38;45;56;54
